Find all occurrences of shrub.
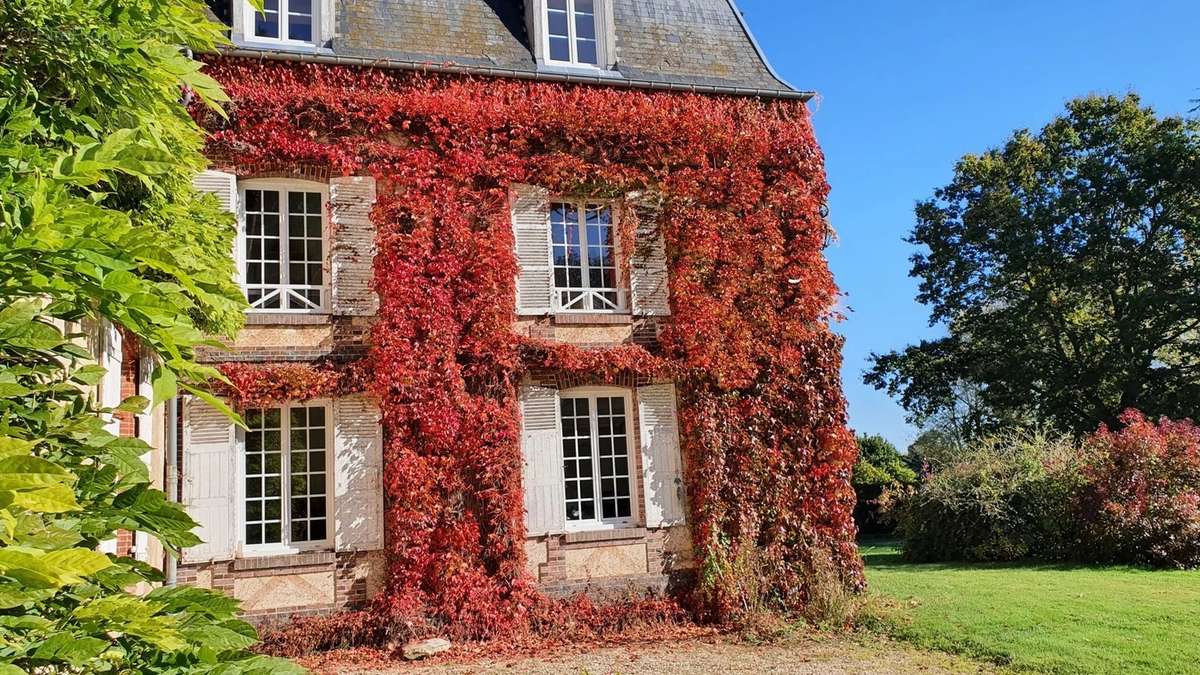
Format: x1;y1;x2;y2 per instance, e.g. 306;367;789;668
892;430;1082;562
852;435;918;534
1076;411;1200;568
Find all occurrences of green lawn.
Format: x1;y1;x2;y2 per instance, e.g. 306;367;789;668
861;540;1200;674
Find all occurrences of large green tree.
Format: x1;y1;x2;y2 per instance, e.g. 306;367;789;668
868;94;1200;436
0;0;296;672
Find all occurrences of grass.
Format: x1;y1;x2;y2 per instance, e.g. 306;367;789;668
860;539;1200;674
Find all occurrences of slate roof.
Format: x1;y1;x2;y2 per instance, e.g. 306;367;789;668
214;0;805;99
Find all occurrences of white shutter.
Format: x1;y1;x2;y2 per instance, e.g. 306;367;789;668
330;176;379;316
181;397;237;562
334;396;385;552
521;386;565;536
511;184;553;315
192;169;237;212
638;384;686;527
630;221;671;316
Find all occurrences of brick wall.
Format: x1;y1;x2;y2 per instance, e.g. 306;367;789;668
115;334;140;558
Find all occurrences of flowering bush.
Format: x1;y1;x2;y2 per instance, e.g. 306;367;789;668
195;58;861;636
1076;411;1200;568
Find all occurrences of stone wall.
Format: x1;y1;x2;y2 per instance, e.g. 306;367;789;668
177;550;386;626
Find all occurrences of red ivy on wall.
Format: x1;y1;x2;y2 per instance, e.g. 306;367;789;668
198;58;862;637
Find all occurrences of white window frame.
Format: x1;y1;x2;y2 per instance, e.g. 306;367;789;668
241;0;319;48
238;178;330;314
237;400;334;557
548;199;627;314
559;386;636;532
542;0;608;69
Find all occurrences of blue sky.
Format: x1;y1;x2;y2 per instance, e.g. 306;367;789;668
736;0;1200;451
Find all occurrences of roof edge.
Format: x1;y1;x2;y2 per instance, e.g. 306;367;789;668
211;48;816;101
724;0;801;94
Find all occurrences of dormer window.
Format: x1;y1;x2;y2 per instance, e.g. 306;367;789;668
243;0;316;46
544;0;604;67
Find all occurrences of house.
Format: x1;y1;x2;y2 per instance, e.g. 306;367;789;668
167;0;836;626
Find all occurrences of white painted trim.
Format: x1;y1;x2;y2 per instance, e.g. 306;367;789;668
558;386;637;532
235;400;335;557
238;178;332;315
530;0;613;69
237;0;326;49
547;198;628;314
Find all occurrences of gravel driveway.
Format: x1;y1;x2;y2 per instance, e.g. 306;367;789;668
319;636;990;675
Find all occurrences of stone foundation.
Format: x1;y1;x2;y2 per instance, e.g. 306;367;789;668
177;550;385;626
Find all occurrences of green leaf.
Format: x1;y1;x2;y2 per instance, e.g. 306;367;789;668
150;365;177;406
5;320;64;350
8;484;80;513
0;455;74;490
33;633;108;665
0;300;39;336
71;364;109;386
116;395;151;414
182;384;243;427
0;437;36;459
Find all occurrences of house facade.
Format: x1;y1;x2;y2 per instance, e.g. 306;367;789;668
171;0;822;624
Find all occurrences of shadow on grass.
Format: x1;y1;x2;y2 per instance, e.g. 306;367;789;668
856;536;1151;574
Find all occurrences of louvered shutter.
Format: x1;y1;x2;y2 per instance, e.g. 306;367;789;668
521;386;565;536
638;384;686;527
193;170;237;212
511;184;553;315
330;176;379;316
181;397;237;562
630;220;671;316
334;395;385;552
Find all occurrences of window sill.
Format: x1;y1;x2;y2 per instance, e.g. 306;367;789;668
233;39;329;55
552;313;633;326
563;527;648;545
232;550;335;571
537;63;623;79
245;313;332;326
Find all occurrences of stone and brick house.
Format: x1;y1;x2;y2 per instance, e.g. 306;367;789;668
166;0;811;623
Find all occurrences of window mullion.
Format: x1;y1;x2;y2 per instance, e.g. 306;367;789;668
567;0;578;63
281;406;291;548
577;202;591;292
589;395;602;524
279;0;289;40
279;190;291;304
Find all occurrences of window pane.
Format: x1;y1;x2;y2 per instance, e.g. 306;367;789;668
289;405;328;543
255;0;280;39
594;396;631;522
288;4;312;42
576;14;596;40
245;407;283;546
548;11;569;37
549;36;571;62
560;397;594;522
576;39;597;65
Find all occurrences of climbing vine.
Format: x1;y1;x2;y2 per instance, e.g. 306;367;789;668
198;58;861;638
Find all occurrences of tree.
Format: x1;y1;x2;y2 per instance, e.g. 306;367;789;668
0;0;296;671
851;435;916;534
867;94;1200;436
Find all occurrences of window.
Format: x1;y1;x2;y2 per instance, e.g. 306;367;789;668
243;404;330;550
560;391;633;526
241;182;327;312
551;201;623;312
244;0;316;45
545;0;601;66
